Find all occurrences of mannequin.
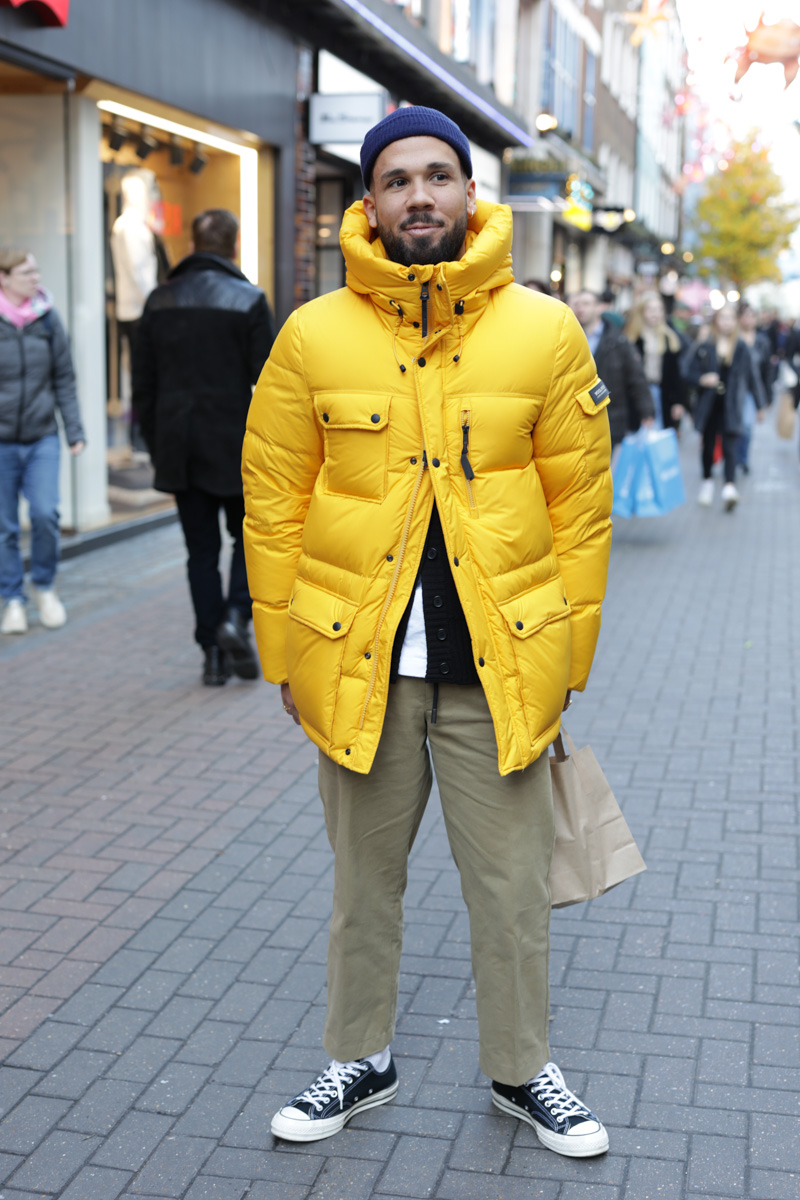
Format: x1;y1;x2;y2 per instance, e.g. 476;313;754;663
111;173;157;322
111;173;158;450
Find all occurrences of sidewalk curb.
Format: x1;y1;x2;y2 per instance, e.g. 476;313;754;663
45;507;178;565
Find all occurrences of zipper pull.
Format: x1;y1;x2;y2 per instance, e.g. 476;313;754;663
460;418;475;481
422;449;428;468
420;283;429;338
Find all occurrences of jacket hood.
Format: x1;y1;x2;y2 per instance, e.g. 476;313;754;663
168;253;247;282
340;199;514;330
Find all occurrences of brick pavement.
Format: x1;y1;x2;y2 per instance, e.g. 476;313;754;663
0;418;799;1198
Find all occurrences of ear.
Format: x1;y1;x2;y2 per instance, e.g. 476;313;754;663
466;178;477;217
362;191;378;230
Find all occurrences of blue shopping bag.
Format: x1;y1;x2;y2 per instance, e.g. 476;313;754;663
612;430;685;518
611;436;644;518
642;428;685;514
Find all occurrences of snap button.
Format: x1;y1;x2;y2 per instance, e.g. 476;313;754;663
440;663;450;675
515;620;523;630
478;657;485;667
436;284;442;291
413;321;420;328
453;557;459;566
345;748;351;755
322;413;329;422
333;621;342;631
437;628;447;641
407;272;415;280
418;357;426;367
410;457;417;465
431;457;440;467
365;652;371;659
564;597;568;605
387;554;393;562
433;595;443;608
427;547;437;560
371;413;381;423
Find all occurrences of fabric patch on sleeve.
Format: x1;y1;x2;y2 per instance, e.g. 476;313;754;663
589;380;610;406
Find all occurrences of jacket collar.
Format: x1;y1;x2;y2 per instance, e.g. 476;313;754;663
168;253;247;282
340;199;514;332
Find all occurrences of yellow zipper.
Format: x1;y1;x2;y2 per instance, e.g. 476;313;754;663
358;454;427;730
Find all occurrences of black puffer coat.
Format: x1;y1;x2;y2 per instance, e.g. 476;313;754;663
0;303;85;445
592;320;654;445
682;338;767;436
133;253;275;495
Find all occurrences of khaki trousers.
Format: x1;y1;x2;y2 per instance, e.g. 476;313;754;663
318;677;555;1086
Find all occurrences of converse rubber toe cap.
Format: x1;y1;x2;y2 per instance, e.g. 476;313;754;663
271;1057;398;1143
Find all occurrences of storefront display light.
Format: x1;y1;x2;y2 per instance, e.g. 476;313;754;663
97;99;259;283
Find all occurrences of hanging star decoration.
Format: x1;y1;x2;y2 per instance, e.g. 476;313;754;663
728;14;800;88
623;0;672;47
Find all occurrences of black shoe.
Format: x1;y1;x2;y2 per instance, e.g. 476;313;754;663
491;1061;609;1157
216;610;258;680
271;1057;398;1143
202;645;228;687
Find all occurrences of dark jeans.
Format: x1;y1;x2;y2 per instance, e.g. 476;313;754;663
701;394;737;485
174;488;251;648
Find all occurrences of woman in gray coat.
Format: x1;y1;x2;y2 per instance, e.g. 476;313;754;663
682;305;766;512
0;247;85;634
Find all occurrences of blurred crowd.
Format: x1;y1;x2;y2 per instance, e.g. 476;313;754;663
528;280;799;514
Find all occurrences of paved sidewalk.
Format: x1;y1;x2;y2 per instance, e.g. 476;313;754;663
0;418;799;1199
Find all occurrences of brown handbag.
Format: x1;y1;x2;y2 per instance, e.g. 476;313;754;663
548;730;646;908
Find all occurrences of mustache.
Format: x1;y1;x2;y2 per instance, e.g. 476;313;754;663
400;216;445;231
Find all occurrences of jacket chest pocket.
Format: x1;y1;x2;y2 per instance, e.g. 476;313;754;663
314;393;391;504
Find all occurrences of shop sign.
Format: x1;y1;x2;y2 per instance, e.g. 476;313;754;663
1;0;70;26
508;170;569;201
309;92;386;144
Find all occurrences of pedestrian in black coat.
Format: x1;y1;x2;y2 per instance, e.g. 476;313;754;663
569;290;654;446
681;305;766;512
625;291;688;432
133;209;275;685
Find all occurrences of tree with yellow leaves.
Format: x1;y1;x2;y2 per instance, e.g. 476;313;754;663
690;137;797;289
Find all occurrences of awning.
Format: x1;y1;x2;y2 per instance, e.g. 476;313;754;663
260;0;533;153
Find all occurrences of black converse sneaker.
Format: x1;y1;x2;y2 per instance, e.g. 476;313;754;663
491;1061;609;1157
271;1057;398;1142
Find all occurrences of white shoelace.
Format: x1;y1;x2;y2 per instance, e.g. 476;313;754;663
294;1060;366;1113
527;1062;592;1121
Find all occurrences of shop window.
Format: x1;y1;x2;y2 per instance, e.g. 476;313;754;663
316;177;347;297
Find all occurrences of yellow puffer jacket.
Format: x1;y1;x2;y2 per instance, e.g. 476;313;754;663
243;200;612;776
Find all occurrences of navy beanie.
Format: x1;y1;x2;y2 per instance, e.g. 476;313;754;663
361;106;472;189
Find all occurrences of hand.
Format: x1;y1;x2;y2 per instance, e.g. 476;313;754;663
671;404;685;421
756;408;766;423
69;441;85;456
281;682;301;725
562;690;572;712
699;372;719;388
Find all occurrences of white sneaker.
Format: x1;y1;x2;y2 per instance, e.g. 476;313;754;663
35;588;67;629
697;479;714;507
721;483;739;511
1;599;28;635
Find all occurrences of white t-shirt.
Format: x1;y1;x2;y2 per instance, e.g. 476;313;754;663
397;580;427;677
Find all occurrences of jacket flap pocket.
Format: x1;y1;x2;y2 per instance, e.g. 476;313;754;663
289;579;357;639
314;393;390;430
576;379;611;416
499;577;571;639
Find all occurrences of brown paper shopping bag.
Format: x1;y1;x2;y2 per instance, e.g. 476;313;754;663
548;730;646;908
777;392;797;441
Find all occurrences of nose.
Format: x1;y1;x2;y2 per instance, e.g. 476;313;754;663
406;177;434;209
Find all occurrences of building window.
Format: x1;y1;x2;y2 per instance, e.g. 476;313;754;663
583;51;596;154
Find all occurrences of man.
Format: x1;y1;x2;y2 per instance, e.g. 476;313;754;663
569;289;653;444
134;208;274;685
243;108;613;1156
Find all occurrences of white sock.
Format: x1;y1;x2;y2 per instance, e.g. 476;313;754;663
364;1046;391;1073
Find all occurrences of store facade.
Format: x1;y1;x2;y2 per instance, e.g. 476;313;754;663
0;0;295;530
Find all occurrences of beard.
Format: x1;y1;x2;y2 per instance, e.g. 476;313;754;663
377;209;469;267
